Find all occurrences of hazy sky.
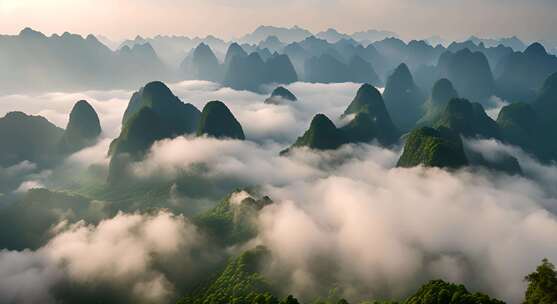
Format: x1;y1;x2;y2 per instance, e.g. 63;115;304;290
1;0;556;42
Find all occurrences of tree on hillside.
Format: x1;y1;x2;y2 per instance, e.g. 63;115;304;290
524;259;557;304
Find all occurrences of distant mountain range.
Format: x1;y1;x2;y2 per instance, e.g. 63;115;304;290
0;28;171;93
2;26;557;95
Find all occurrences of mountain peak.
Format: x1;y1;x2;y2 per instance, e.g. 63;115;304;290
431;78;458;105
4;111;31;119
59;100;102;153
342;84;399;146
122;81;200;135
197;101;245;140
525;42;548;56
397;127;468;169
193;42;217;59
383;63;424;131
435;98;501;139
310;114;335;130
285;114;346;153
224;43;248;66
344;83;384;115
392;63;413;83
19;27;46;39
265;86;297;104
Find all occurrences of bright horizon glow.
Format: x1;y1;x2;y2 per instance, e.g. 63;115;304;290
1;0;556;44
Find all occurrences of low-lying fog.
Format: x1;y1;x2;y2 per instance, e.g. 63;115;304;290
1;81;556;304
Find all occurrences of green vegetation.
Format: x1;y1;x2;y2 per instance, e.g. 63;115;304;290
108;107;178;183
286;84;402;153
283;114;347;154
344;83;385;116
179;246;277;304
397;127;468;169
111;107;173;157
523;259;557;304
404;280;504;304
109;81;203;182
195;190;273;246
342;84;399;146
122;81;201;134
197;100;246;140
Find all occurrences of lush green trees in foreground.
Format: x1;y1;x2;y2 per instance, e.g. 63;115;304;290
178;258;557;304
523;259;557;304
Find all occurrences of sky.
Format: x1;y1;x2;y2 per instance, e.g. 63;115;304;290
1;0;556;43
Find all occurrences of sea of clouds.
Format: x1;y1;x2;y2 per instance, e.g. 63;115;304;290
1;81;557;303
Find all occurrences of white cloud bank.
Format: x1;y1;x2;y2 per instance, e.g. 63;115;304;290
2;81;557;304
128;131;557;303
0;211;201;304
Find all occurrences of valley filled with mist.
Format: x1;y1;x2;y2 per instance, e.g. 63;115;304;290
1;18;557;304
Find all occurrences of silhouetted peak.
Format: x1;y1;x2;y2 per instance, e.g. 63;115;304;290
272;87;297;101
265;86;297;104
283;113;347;153
85;34;101;44
193;43;217;58
19;27;45;39
224;42;247;65
408;40;431;48
525;42;548;56
303;35;327;44
310;114;336;130
60;100;102;153
130;43;157;56
143;81;175;100
227;42;245;52
197;101;245;140
69;100;100;123
263;35;281;44
61;32;80;39
344;83;384;115
380;37;406;47
431;78;458;105
390;63;414;85
323;28;339;34
4;111;38;121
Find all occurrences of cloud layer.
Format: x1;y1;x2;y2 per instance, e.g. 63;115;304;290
2;81;557;304
131;133;557;303
0;211;201;304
